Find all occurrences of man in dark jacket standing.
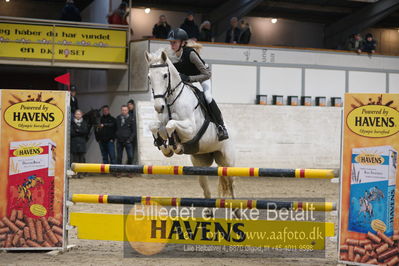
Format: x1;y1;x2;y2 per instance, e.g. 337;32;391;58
61;0;81;22
95;105;117;164
225;17;240;43
361;33;377;54
180;12;199;40
152;15;171;39
70;85;79;115
116;105;136;165
127;99;135;116
238;20;251;44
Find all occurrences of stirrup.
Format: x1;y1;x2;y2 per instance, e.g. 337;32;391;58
217;125;229;141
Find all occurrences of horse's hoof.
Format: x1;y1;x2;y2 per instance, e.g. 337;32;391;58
162;150;174;157
174;146;184;155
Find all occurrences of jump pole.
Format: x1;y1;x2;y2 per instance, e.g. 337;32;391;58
71;194;337;212
71;163;337;179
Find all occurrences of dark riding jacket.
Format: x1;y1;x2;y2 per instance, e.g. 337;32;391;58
95;114;117;142
173;47;211;83
71;119;89;153
115;114;136;143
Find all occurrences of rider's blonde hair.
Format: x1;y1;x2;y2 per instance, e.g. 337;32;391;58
185;39;203;53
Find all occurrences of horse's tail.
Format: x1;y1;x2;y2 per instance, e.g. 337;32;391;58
218;176;235;198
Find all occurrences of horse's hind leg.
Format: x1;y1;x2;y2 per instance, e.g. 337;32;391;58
214;142;236;198
190;154;214;199
214;143;241;218
191;154;214;217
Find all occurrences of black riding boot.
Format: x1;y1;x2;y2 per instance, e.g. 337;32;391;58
208;100;229;141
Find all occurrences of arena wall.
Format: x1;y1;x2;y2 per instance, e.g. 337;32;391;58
136;101;342;169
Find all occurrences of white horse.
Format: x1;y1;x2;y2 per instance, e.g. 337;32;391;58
145;50;236;203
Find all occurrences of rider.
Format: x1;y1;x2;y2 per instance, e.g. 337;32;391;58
166;28;229;141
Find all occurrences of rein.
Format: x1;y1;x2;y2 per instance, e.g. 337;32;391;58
149;63;184;119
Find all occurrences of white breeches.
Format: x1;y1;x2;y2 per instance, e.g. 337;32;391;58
201;79;213;104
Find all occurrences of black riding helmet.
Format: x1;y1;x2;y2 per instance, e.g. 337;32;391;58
167;28;188;41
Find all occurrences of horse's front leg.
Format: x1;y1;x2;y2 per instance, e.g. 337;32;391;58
149;121;173;157
165;119;195;154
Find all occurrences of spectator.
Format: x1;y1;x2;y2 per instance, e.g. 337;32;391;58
127;99;135;116
116;105;136;167
70;85;79;115
238;20;251;44
225;17;240;44
60;0;81;22
95;105;117;164
180;12;200;41
127;99;137;164
71;110;89;178
361;33;377;54
152;15;171;39
199;21;213;42
108;2;128;25
346;33;362;54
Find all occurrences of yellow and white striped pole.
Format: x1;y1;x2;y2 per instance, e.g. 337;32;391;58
71;163;337;179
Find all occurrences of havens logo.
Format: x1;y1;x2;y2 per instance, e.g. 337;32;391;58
4;102;64;131
13;146;43;157
347;105;399;138
355;153;384;165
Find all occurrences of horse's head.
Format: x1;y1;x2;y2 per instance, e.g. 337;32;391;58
83;108;101;126
145;50;181;113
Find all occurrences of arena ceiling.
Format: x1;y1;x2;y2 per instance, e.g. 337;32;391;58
0;0;397;28
131;0;399;28
0;0;398;29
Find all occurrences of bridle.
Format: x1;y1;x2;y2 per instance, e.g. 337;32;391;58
148;63;184;118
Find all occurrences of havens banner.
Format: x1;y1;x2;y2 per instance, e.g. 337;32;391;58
0;23;126;63
0;90;69;250
339;93;399;265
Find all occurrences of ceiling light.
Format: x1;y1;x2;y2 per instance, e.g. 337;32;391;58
144;8;151;14
271;18;277;24
5;0;10;2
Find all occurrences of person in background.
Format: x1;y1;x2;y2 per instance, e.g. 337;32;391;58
127;99;135;117
361;33;377;54
225;17;240;44
61;0;81;22
95;105;117;164
116;105;136;169
71;109;89;178
108;2;128;25
238;20;251;44
70;85;79;115
127;99;138;164
180;11;200;41
199;21;213;42
152;15;171;39
346;33;362;54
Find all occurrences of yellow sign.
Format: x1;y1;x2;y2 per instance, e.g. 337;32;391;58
354;153;384;165
13;146;44;157
0;23;126;63
4;101;64;131
0;89;68;251
70;212;335;251
346;105;399;138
